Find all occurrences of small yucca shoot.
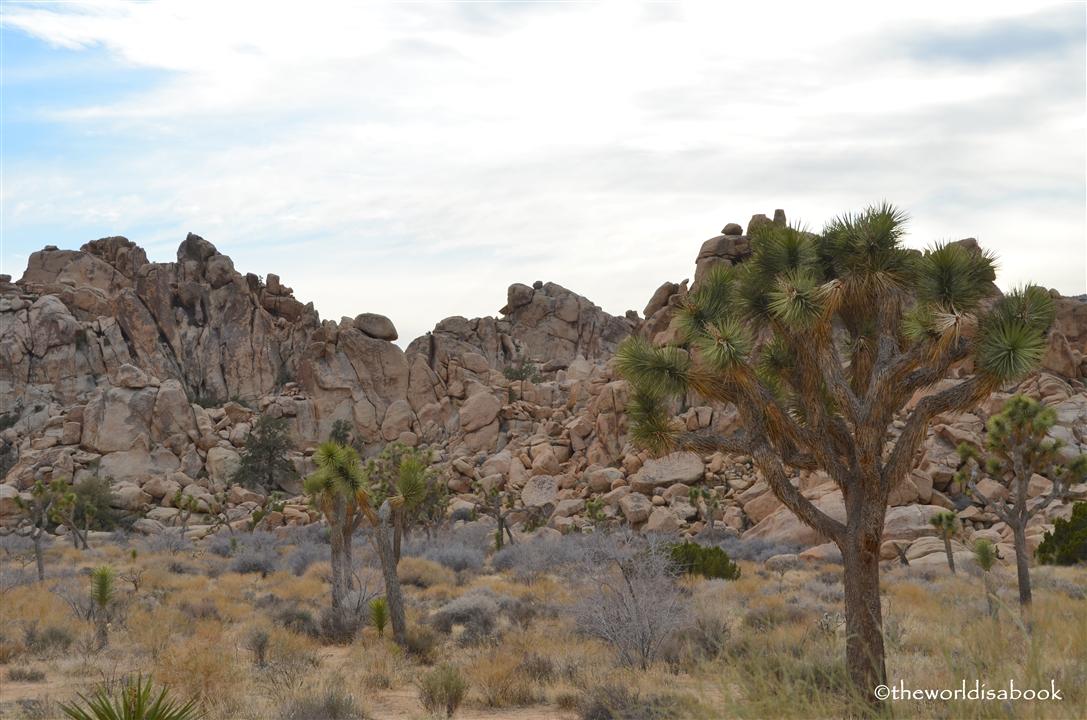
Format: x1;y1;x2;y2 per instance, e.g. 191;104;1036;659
973;539;998;618
369;597;389;637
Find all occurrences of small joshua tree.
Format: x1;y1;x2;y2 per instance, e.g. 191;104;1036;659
473;481;546;550
14;479;71;581
929;510;961;574
364;443;444;562
972;538;998;618
955;394;1087;606
90;565;115;650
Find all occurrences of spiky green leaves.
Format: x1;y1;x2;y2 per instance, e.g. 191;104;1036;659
820;202;913;296
915;242;997;312
972;285;1054;381
976;319;1048;380
676;265;736;340
626;388;679;456
396;454;429;509
305;441;365;498
929;510;960;535
689;317;753;372
90;565;115;609
972;538;997;572
767;269;829;328
615;336;691;397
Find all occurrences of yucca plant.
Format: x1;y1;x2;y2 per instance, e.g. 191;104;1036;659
955;394;1086;607
616;204;1054;695
929;511;961;574
972;538;998;618
369;597;389;637
59;675;202;720
90;565;115;649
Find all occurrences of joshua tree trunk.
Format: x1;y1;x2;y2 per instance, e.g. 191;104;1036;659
942;533;956;574
328;500;348;613
839;501;887;696
983;574;996;618
374;503;407;646
32;529;45;582
95;613;109;650
1011;522;1032;607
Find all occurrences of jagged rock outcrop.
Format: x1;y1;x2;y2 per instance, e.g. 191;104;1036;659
2;214;1084;568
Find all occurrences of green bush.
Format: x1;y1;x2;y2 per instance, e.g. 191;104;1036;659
417;664;467;718
58;675;202;720
668;542;741;580
1036;501;1087;565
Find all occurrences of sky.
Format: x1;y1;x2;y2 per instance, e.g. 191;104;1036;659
2;0;1085;346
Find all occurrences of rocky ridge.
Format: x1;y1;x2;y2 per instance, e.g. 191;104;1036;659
2;212;1085;570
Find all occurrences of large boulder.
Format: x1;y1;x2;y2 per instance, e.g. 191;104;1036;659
629;452;703;491
521;475;558;508
206;447;242;486
353;313;398;342
459;392;501;433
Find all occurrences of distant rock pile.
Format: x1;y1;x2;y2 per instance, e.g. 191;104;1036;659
2;211;1084;570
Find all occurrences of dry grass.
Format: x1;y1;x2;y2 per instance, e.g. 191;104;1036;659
0;534;1083;720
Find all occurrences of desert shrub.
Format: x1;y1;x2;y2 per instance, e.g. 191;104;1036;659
577;684;697;720
405;624;439;663
706;535;801;563
573;533;691;669
422;541;484;573
7;667;45;682
231;547;279;576
286;541;325;576
490;534;593;580
23;624;74;656
167;560;197;575
278;683;367;720
156;632;244;714
0;632;23;663
318;606;362;645
417;664;468;718
232;415;297;492
275;607;320;638
742;604;806;631
398;556;456;588
432;589;499;644
177;599;221;622
245;628;270;667
1036;501;1087;565
143;531;193;555
669;541;741;580
58;674;201;720
207;534;237;557
469;652;539;708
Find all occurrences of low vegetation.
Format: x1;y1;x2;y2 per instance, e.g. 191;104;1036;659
0;514;1084;719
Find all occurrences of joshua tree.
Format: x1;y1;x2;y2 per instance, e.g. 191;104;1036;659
617;204;1054;693
90;565;115;649
233;415;298;492
929;510;961;574
14;479;71;581
363;443;444;562
304;441;408;646
972;538;998;618
955;394;1086;607
473;481;546;550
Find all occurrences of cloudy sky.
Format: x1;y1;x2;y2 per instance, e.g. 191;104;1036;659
2;1;1084;345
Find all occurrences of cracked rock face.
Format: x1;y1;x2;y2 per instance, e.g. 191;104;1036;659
2;216;1084;551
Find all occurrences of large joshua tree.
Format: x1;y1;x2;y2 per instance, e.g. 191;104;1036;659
617;204;1054;694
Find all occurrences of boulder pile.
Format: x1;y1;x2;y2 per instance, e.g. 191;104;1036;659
2;212;1084;570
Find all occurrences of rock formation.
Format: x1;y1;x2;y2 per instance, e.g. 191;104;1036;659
2;213;1084;572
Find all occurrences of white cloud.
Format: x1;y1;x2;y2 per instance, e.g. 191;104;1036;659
3;0;1084;345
